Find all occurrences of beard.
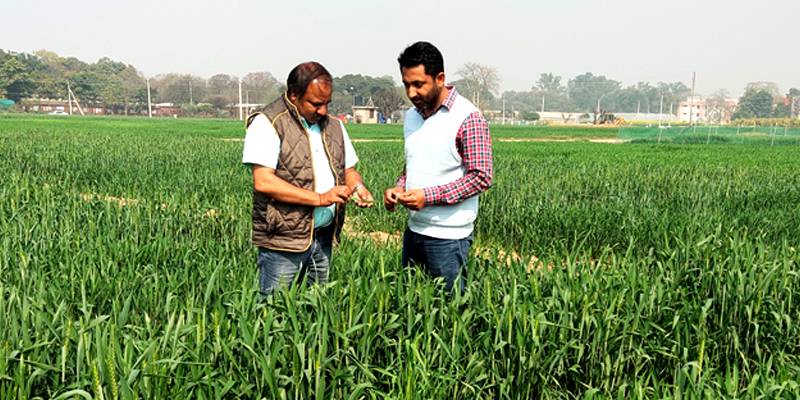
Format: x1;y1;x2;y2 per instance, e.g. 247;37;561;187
412;85;441;114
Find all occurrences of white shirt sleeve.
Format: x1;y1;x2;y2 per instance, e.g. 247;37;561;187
242;114;280;168
341;120;359;169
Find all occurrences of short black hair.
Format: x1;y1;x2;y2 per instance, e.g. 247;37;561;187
397;41;444;77
286;62;332;98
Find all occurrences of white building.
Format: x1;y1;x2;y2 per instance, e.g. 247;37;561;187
352;97;380;124
677;96;707;123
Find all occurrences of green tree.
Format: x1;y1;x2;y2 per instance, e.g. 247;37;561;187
744;82;781;101
772;103;791;118
533;73;572;112
330;74;396;115
520;110;540;121
656;81;691;115
733;90;774;119
0;57;34;101
242;72;282;104
567;73;620;116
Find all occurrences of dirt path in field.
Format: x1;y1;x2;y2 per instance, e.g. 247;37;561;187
76;190;557;271
216;138;402;143
342;217;549;272
218;138;626;144
80;192;140;207
498;137;628;144
78;192;220;219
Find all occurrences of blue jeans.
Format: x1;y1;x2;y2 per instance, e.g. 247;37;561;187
402;228;473;293
257;224;334;296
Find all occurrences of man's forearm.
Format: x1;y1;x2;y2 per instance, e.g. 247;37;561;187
423;169;492;206
254;172;321;206
344;167;364;190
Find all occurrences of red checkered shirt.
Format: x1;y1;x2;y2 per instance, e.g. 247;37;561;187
396;86;493;206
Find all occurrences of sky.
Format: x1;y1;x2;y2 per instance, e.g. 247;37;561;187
3;0;798;96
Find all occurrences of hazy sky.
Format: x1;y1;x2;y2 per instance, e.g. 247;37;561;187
3;0;798;96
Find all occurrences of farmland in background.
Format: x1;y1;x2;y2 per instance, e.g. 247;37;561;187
1;115;799;398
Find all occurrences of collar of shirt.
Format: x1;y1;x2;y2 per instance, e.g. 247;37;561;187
415;85;458;118
299;117;322;133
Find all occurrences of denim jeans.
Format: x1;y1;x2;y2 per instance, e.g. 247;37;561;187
402;228;473;293
257;224;334;296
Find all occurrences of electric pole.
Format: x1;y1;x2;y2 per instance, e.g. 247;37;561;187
238;78;243;121
146;78;152;118
502;95;505;124
689;72;696;125
67;82;73;115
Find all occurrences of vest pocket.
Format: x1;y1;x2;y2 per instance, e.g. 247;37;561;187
264;202;279;234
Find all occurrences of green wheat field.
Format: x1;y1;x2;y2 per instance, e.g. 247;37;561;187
1;115;799;399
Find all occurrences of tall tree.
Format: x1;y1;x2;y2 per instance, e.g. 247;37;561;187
532;73;572;112
567;72;621;115
330;74;396;115
242;72;282;104
0;57;34;101
372;86;408;120
456;62;500;110
705;89;736;123
535;73;563;92
733;90;774;119
744;82;781;101
656;81;691;115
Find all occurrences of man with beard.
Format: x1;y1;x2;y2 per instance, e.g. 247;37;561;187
243;61;374;297
384;41;494;293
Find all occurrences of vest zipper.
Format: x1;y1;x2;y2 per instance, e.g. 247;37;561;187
320;131;342;240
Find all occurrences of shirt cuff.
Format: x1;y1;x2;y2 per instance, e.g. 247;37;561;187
423;186;443;206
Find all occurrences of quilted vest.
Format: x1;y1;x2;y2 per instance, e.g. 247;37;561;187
246;93;346;252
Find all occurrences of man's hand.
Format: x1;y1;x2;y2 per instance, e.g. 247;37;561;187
351;185;374;208
383;187;405;212
318;185;351;206
397;189;425;211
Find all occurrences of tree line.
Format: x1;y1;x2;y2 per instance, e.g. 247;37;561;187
1;48;798;120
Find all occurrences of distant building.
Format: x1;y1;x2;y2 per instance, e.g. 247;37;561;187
152;103;182;117
352;97;380;124
615;113;680;123
677;96;707;123
20;98;108;115
537;111;587;124
677;96;739;124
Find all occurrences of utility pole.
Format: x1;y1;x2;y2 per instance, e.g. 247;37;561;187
689;72;696;125
189;78;193;105
146;78;152;118
67;82;73;115
501;94;505;124
659;95;664;126
541;95;545;113
67;85;85;116
238;78;243;121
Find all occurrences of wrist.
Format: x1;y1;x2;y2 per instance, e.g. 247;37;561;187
352;182;365;192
